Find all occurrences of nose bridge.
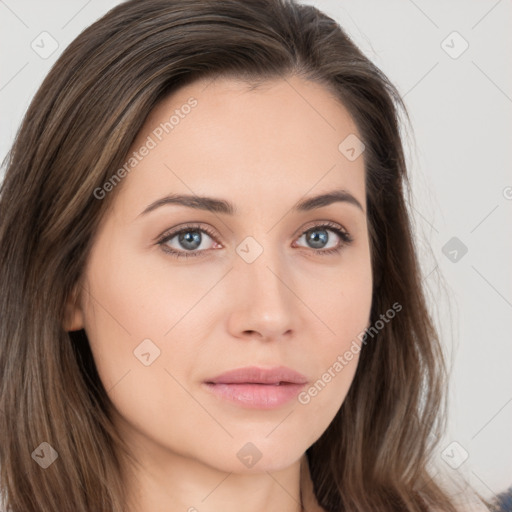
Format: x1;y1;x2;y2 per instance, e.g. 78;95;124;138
238;237;289;304
229;235;296;338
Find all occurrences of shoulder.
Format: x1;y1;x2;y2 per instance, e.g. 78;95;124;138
488;486;512;512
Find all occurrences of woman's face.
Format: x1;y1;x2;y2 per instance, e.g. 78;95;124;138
68;75;373;474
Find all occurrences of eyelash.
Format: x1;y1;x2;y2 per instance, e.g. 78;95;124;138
156;221;354;260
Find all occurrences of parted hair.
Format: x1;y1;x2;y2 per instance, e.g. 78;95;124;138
0;0;488;511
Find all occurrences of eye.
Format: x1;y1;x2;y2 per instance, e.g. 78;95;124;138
157;221;354;259
157;223;218;259
293;221;354;256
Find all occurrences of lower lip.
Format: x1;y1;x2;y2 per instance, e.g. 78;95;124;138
203;382;306;409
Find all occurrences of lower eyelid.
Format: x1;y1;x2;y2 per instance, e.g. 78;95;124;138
294;227;351;249
158;229;216;253
158;224;352;257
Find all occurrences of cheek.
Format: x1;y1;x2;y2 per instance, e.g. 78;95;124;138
80;241;212;403
80;251;205;441
82;242;205;345
298;251;372;422
317;245;373;346
297;351;360;447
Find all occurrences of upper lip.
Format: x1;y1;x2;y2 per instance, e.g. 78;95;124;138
205;366;308;385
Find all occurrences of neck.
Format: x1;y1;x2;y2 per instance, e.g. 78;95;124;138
120;438;308;512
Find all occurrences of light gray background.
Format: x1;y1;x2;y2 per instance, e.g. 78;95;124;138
1;0;510;500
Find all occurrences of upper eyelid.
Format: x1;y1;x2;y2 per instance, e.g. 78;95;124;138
293;219;349;237
158;220;351;246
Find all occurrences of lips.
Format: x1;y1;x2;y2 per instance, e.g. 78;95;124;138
205;365;308;385
203;366;308;409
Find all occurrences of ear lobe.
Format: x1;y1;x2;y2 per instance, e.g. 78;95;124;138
63;284;85;332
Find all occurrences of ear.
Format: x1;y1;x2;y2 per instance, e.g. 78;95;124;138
63;283;85;332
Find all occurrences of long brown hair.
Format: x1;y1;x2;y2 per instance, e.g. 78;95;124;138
0;0;489;510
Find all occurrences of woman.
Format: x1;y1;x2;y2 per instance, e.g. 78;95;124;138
0;0;493;510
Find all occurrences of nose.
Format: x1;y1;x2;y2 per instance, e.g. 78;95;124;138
226;246;297;342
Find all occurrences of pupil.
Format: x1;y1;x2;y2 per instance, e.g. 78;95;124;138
307;229;328;249
179;230;201;250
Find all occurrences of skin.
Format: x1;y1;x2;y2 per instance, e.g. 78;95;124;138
65;75;373;512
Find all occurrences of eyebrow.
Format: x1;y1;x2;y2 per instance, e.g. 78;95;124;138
138;189;365;217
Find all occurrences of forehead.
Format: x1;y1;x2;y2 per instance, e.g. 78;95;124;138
112;75;366;219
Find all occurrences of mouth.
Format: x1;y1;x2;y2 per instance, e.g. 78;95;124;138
203;366;308;409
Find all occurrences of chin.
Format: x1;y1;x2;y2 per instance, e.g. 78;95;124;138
222;438;307;474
